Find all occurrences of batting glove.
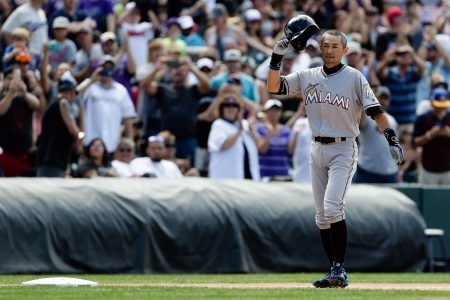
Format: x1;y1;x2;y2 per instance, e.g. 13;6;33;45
269;39;290;70
273;38;290;56
384;128;404;165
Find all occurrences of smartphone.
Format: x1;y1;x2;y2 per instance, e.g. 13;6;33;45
12;68;21;82
167;59;181;69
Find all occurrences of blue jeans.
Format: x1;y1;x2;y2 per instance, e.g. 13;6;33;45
36;165;66;178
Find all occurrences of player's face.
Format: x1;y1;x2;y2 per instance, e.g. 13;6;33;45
320;34;348;68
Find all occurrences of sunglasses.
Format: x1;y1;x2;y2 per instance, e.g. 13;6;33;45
165;143;175;148
222;103;240;108
118;148;132;153
395;51;408;56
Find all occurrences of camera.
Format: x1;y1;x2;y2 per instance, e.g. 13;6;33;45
167;59;181;69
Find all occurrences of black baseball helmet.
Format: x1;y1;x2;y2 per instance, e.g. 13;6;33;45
284;15;320;52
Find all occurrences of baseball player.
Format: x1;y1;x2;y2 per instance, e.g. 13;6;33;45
267;22;404;288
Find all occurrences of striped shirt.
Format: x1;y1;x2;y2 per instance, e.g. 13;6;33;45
256;124;291;178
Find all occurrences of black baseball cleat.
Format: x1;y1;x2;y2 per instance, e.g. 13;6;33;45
329;264;349;288
312;272;331;288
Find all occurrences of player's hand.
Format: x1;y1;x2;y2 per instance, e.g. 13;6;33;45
273;38;290;56
384;128;404;165
389;144;404;165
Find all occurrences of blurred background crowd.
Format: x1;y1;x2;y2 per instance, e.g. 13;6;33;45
0;0;450;184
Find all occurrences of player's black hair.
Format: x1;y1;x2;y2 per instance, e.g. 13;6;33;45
321;30;347;47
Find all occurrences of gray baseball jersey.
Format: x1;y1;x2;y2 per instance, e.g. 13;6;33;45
280;65;381;229
282;66;380;138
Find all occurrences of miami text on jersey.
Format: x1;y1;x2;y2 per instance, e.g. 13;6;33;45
304;87;350;110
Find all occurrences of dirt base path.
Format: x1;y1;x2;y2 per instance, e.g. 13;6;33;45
102;282;450;291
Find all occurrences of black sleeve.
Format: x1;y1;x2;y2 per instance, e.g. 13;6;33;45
365;105;384;119
271;76;288;95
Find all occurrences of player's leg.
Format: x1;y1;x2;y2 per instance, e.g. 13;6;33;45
309;143;333;288
324;141;358;288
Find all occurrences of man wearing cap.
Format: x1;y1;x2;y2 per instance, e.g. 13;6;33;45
0;67;40;177
210;48;258;102
100;31;136;97
47;16;77;75
413;87;450;184
73;25;103;82
178;15;204;47
78;55;137;154
36;71;82;177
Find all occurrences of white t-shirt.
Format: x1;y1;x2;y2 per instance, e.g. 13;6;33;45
82;81;136;152
208;119;260;180
111;160;134;178
119;22;154;67
130;157;183;179
1;3;48;52
291;118;312;183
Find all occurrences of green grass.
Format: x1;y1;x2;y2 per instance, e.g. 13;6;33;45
0;273;448;300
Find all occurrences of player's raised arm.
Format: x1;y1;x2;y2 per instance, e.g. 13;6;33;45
267;39;290;93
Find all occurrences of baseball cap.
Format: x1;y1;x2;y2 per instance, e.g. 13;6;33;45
306;39;319;50
166;17;180;28
347;41;362;55
100;31;117;43
365;6;379;16
196;57;214;70
58;71;77;91
375;86;391;98
224;49;241;62
53;16;70;29
100;54;115;66
178;15;194;30
431;87;450;108
124;1;136;11
245;9;262;22
387;6;404;24
264;99;283;110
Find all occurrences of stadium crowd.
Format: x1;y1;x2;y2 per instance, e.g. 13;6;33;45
0;0;450;184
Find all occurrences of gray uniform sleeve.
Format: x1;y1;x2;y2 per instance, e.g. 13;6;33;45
278;72;302;96
355;72;381;114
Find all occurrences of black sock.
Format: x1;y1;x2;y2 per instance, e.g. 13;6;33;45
330;220;347;266
319;228;334;266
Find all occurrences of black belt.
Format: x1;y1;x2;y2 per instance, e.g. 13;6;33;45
314;136;347;144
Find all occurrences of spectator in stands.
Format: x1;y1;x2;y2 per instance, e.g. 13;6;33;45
345;41;380;86
2;27;32;69
353;86;399;183
36;71;82;177
0;67;40;177
142;54;209;164
244;8;272;65
1;0;48;54
99;31;136;97
47;17;77;76
73;25;103;82
130;135;183;178
210;49;258;102
136;38;166;138
157;130;199;176
413;88;450;184
178;15;204;47
208;93;260;180
204;3;247;61
78;55;136;154
111;138;135;178
417;73;449;115
377;44;425;130
416;24;450;102
362;6;381;51
256;99;291;180
161;17;187;57
117;2;155;67
375;6;416;61
77;159;98;178
398;126;419;183
47;0;97;39
80;137;114;176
